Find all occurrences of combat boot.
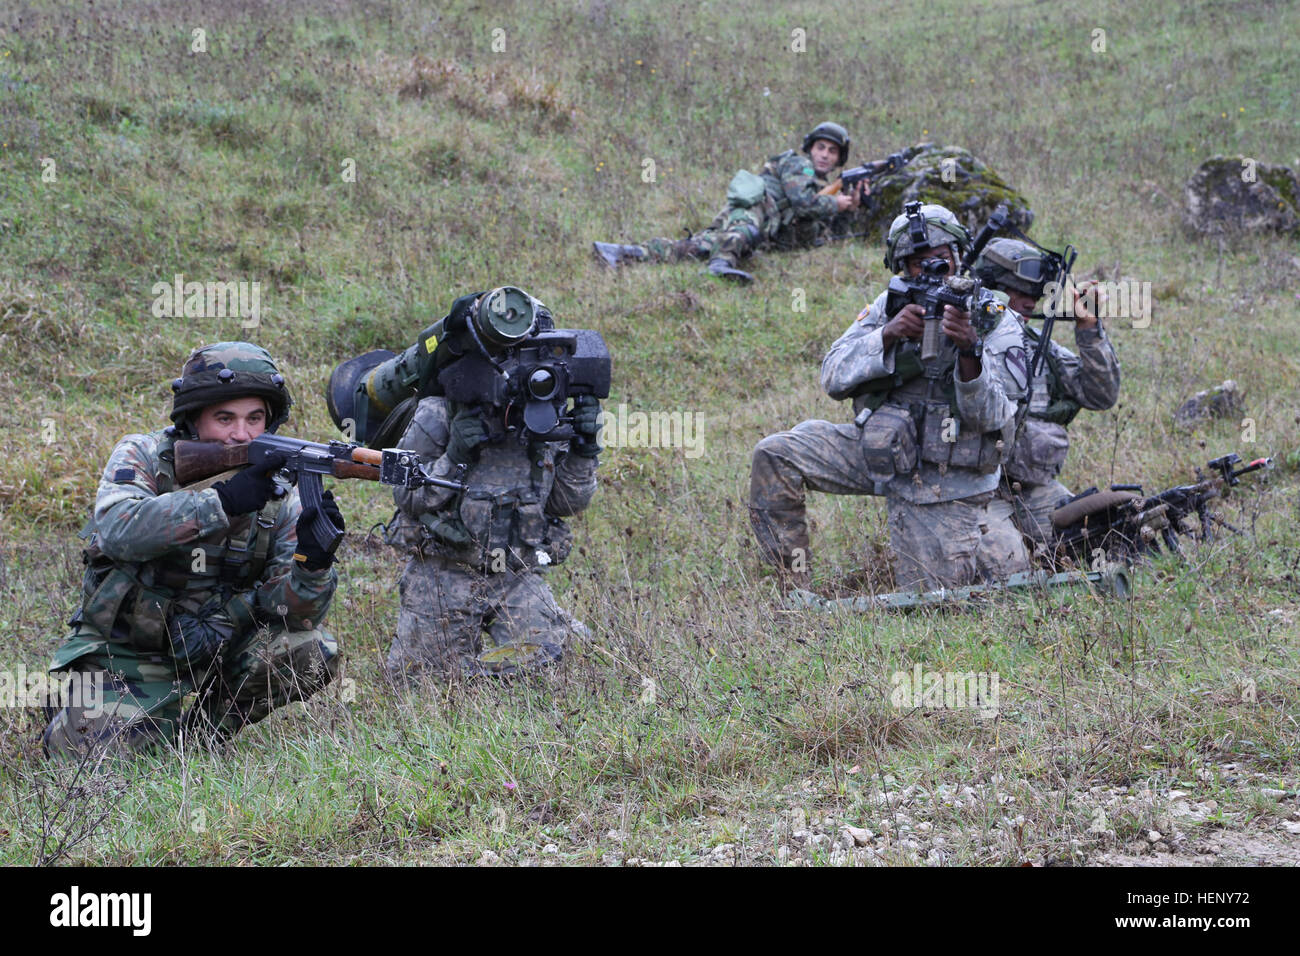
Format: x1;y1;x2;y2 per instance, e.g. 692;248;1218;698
706;257;754;284
592;241;647;269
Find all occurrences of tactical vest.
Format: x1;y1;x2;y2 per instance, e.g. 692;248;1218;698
416;437;574;573
855;341;1005;481
1023;327;1081;426
71;430;284;651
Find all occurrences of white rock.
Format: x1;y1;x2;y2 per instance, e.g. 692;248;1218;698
916;821;933;833
776;846;791;864
1261;788;1289;800
1168;790;1189;800
478;850;500;866
542;843;559;854
843;826;874;846
1146;830;1162;843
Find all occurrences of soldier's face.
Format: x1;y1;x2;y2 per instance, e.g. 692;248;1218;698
1005;289;1040;317
195;397;269;444
809;139;840;174
903;245;956;275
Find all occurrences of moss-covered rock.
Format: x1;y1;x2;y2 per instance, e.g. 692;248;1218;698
1182;156;1300;237
832;143;1034;243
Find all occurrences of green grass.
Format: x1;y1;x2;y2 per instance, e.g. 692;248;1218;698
1;0;1298;865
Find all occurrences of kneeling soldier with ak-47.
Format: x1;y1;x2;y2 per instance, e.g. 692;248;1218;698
43;342;344;757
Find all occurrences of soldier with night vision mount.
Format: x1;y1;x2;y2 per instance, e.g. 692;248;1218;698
749;202;1033;592
327;287;609;679
43;342;342;757
592;122;865;284
971;238;1120;552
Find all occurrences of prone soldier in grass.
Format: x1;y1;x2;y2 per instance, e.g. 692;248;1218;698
592;121;864;284
43;342;342;757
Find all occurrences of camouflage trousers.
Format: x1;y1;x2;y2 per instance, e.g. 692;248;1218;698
997;478;1073;548
386;555;589;680
749;419;1030;590
638;204;769;267
42;626;338;759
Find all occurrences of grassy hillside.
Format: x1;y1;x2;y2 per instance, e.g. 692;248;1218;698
1;0;1298;865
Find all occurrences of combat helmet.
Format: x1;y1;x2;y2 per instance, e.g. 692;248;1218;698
883;202;972;272
169;341;292;436
972;238;1057;297
802;121;851;167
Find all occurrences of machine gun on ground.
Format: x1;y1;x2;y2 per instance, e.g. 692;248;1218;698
1048;453;1274;563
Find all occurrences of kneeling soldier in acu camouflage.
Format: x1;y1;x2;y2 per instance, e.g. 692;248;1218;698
384;293;601;680
592;121;863;284
749;204;1032;591
971;239;1120;551
43;343;342;758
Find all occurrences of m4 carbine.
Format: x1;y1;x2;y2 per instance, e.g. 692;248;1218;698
174;434;466;554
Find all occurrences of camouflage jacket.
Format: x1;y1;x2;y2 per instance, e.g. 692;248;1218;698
1006;323;1121;487
389;397;598;571
762;150;839;225
821;290;1030;504
56;429;336;666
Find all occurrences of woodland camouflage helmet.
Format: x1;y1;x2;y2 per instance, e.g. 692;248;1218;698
972;238;1056;297
883;203;972;273
802;121;851;167
169;341;292;436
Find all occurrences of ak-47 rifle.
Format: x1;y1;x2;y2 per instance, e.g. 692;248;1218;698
174;434;466;554
817;151;909;198
1049;453;1274;563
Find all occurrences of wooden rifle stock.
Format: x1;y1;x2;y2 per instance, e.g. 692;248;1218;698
173;440;384;487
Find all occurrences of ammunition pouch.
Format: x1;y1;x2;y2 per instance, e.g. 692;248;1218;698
851;345;926;412
859;404;918;482
73;496;283;652
1006;418;1070;487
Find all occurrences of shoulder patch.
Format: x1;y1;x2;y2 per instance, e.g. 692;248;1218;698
1003;347;1029;393
113;467;136;483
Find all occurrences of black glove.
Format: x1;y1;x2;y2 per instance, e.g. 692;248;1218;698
445;407;488;465
170;601;236;668
571;395;602;458
214;453;288;516
295;489;344;571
